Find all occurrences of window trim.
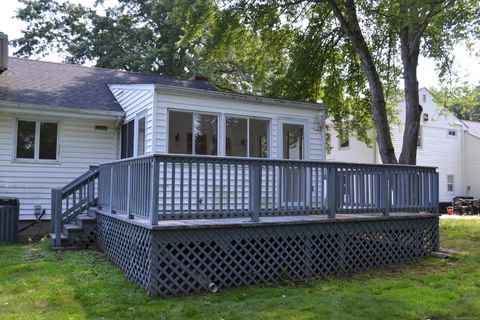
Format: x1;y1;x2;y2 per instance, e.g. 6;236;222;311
338;136;350;150
167;109;220;156
447;130;457;139
13;117;61;163
134;111;148;157
277;117;309;160
447;174;454;193
225;115;271;158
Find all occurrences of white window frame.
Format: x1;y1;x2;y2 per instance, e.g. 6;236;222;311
447;174;454;192
277;118;309;160
13;117;61;163
167;109;220;156
224;115;271;158
447;130;457;139
339;135;350;150
422;94;427;103
134;111;148;157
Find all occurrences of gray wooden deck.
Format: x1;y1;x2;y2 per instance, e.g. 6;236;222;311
96;208;438;230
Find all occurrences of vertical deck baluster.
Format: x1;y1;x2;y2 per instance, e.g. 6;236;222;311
180;160;184;217
188;160;192;217
315;166;319;211
212;162;216;216
234;164;238;214
162;160;167;219
227;164;231;215
196;161;200;216
242;164;246;213
220;162;223;214
272;164;276;212
171;162;176;216
204;161;208;216
265;164;269;212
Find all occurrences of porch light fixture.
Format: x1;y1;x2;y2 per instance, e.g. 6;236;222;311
423;113;429;121
174;133;181;145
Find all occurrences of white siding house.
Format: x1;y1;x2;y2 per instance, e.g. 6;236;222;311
1;56;325;221
327;88;474;205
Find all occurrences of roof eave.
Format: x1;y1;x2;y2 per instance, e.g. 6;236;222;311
154;84;324;111
0;100;125;119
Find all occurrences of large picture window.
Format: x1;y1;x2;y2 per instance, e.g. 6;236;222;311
168;111;218;155
226;117;269;158
16;120;58;160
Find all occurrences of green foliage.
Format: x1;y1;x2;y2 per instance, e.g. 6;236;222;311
12;0;480;149
1;218;480;319
431;83;480;120
14;0;215;77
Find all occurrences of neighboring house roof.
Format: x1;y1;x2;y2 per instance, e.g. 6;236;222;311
462;120;480;139
0;57;218;113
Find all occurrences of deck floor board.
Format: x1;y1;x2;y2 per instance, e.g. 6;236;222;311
96;209;437;230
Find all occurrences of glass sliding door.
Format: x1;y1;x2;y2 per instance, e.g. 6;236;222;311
225;117;269;158
281;122;307;208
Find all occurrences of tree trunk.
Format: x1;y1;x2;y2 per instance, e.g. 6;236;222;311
399;28;422;165
327;0;397;164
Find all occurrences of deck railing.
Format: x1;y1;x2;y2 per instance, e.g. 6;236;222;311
51;166;99;246
97;154;439;225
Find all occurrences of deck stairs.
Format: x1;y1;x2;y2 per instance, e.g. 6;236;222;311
49;166;100;249
50;208;98;249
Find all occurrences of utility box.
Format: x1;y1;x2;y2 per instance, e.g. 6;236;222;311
0;198;19;243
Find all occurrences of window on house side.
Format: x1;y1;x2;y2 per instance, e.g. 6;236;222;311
137;117;146;156
16;120;58;160
417;127;422;148
339;133;349;149
422;94;426;103
447;130;457;138
447;175;454;192
226;117;269;158
168;111;218;156
121;120;135;159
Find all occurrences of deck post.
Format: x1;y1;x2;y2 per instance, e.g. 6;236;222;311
250;162;261;222
52;188;62;247
150;157;160;226
433;172;439;214
382;169;390;217
109;165;114;212
127;164;133;219
327;165;337;219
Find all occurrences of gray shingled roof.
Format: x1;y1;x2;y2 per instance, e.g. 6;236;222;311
0;58;218;113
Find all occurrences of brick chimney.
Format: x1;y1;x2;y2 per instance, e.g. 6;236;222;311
189;74;209;82
0;32;8;73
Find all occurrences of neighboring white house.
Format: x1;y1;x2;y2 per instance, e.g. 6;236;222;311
0;36;325;221
327;87;480;207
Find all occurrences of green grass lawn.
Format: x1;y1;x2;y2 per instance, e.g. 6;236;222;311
1;218;480;320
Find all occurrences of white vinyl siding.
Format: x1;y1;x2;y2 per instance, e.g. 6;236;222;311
464;133;480;198
154;92;325;161
326;88;466;202
110;85;155;155
0;112;118;220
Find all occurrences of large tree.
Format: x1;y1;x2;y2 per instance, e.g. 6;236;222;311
14;0;480;164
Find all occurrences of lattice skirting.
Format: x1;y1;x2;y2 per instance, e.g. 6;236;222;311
96;214;439;296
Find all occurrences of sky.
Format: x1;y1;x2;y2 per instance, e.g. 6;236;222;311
1;0;479;89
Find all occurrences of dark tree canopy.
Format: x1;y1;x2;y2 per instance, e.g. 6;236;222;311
13;0;480;164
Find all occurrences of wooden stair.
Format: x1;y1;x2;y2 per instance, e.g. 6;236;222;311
50;208;98;249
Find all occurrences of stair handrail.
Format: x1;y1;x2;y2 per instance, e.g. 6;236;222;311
51;166;100;247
